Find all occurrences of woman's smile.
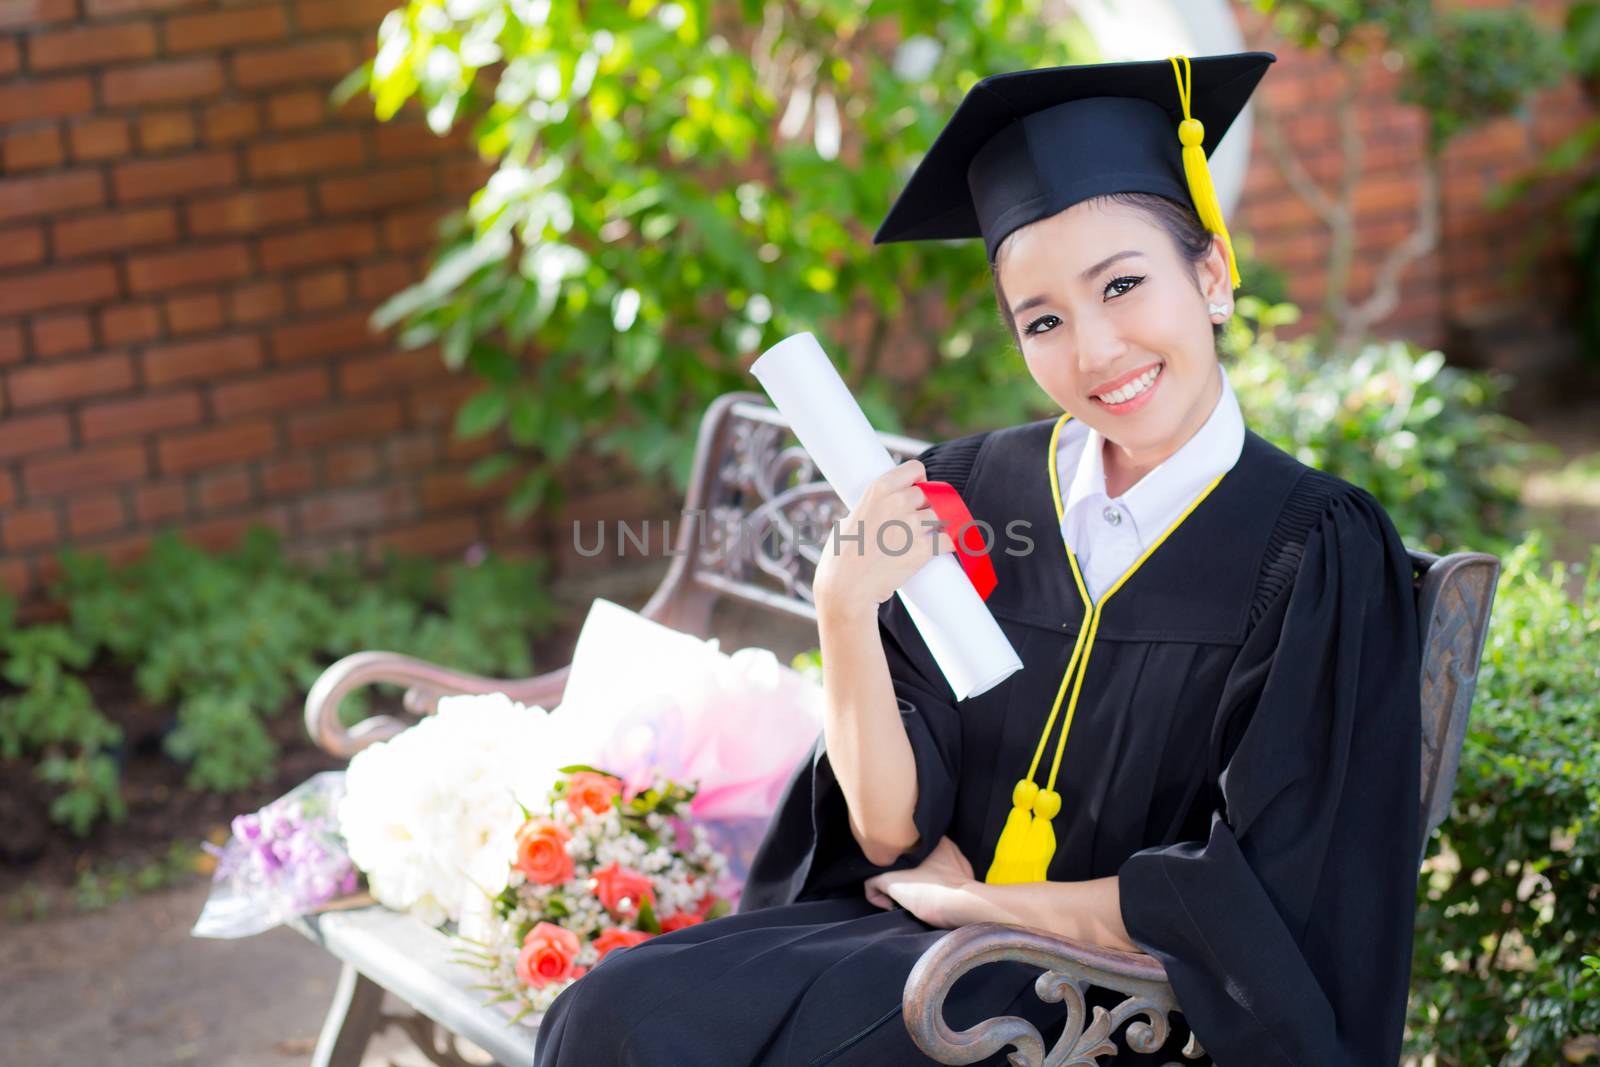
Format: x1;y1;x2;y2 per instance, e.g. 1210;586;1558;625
1091;361;1164;414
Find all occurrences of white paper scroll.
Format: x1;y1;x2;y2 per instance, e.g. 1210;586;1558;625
750;331;1023;700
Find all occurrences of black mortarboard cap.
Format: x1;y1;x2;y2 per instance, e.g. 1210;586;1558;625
872;51;1276;279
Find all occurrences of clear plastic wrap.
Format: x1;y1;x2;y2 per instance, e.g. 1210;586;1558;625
191;770;363;939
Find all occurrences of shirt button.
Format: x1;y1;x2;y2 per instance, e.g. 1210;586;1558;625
1101;505;1122;526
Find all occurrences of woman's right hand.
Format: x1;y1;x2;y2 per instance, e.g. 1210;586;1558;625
813;459;956;620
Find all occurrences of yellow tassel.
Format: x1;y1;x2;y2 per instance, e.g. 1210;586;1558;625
984;779;1038;884
1020;788;1061;882
1169;55;1241;290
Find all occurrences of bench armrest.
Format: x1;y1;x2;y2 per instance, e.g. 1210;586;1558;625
303;652;571;759
902;922;1203;1065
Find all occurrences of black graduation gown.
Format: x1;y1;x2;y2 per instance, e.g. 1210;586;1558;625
531;416;1423;1067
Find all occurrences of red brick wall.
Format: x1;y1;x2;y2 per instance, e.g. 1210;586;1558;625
0;0;512;602
1232;0;1593;350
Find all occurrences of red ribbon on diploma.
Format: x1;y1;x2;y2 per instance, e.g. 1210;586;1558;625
914;480;997;601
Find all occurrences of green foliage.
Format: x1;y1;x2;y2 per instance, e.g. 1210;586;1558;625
0;527;557;835
345;0;1097;516
1400;8;1566;150
1223;297;1547;554
1409;534;1600;1065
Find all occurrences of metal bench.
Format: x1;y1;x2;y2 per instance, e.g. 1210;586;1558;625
296;390;1500;1066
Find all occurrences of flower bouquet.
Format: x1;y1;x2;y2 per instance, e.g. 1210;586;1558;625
191;770;364;938
451;765;732;1022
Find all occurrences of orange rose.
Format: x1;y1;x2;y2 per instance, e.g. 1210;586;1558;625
514;818;574;886
590;861;656;916
659;911;703;933
565;771;625;817
592;926;654;961
516;922;580;988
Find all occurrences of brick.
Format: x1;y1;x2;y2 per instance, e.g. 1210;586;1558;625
0;35;17;76
68;117;131;161
3;125;66;171
355;259;419;300
227;280;286;324
53;205;178;258
127;243;252;294
232;39;358;90
113;149;239;202
294;0;396;31
80;390;203;441
212;365;329;418
0;170;104;224
0;560;31;599
136;108;198;152
296;485;413;534
0;75;93;124
185;186;308;236
0;262;118;317
259;221;377;272
158;419;277;473
383;205;450;252
23;443;147;496
383;431;436;471
324;442;379;486
84;0;205;16
268;309;378;361
0;0;75;28
67;492;125;538
187;510;288;552
245;131;365;181
316;164;437;215
407;378;476;428
3;505;60;550
99;302;162;345
201;101;260;144
420;467;510;511
0;471;14;507
8;352;135;408
292;268;349;310
165;292;225;335
267;89;329;130
0;412;71;458
261;456;314;496
338;348;449;395
196;468;252;510
143;333;262;386
0;225;47;270
371;515;480;558
287;398;403;447
103;57;223;107
440;157;492;197
134;481;187;522
31;22;157;71
0;323;23;364
374;122;459;162
165;4;287;52
30;313;93;358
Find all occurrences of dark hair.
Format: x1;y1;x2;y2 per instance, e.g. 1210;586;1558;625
991;190;1225;351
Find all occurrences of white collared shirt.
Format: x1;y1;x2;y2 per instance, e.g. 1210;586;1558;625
1056;362;1246;604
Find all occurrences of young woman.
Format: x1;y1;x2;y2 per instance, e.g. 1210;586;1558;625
533;51;1423;1066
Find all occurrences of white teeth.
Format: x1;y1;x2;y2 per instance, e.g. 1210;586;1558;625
1096;365;1160;405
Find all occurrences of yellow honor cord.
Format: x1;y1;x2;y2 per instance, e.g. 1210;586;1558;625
1168;55;1241;290
983;414;1230;885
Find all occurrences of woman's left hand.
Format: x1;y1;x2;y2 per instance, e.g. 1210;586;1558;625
863;836;983;928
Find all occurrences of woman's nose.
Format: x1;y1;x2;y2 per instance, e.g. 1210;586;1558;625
1073;314;1130;383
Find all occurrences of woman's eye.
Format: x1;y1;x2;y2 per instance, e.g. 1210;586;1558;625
1023;314;1060;337
1104;274;1145;299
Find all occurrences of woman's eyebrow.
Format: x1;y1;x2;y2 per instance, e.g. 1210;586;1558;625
1009;249;1146;319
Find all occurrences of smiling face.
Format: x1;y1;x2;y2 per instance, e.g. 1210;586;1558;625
994;194;1233;469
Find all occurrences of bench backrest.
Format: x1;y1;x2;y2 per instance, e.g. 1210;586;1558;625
645;391;1501;866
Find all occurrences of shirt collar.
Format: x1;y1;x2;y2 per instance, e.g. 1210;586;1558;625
1063;362;1246;542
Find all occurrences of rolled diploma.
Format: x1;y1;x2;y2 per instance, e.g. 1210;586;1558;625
750;331;1023;700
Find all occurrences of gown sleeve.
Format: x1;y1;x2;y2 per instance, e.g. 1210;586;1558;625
1115;482;1423;1066
735;436;982;914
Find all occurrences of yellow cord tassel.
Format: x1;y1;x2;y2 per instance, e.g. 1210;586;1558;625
1169;55;1241;290
1020;788;1061;882
985;779;1038;884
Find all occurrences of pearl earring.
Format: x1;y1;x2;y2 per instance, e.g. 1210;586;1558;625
1208;301;1232;318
